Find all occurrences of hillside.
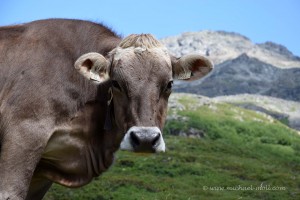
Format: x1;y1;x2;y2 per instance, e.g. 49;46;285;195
213;94;300;131
44;94;300;200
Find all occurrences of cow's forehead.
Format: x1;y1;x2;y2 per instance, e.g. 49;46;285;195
109;34;172;71
111;47;172;87
112;46;172;67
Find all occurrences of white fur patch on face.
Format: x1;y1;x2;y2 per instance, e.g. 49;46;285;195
120;126;166;153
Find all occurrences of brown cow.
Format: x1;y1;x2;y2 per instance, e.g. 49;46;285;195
0;19;213;200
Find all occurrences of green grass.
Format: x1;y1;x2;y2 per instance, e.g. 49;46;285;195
44;95;300;200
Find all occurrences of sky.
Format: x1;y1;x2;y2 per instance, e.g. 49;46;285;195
0;0;299;56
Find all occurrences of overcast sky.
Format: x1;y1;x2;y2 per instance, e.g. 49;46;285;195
1;0;299;56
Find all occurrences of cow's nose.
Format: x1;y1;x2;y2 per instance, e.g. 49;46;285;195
129;128;161;152
120;126;166;153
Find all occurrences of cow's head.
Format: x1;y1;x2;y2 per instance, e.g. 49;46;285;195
75;34;213;153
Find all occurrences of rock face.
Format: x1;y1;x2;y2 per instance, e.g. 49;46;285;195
161;31;300;101
173;54;300;101
161;31;300;68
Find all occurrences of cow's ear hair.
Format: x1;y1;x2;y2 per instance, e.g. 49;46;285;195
171;54;213;81
74;52;110;83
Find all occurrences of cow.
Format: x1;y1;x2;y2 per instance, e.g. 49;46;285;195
0;19;213;200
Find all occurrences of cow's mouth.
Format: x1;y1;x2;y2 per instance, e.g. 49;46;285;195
120;126;166;153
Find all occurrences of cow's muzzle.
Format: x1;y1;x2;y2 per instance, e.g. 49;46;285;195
120;126;165;153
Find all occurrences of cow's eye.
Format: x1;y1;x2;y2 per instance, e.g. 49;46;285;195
165;80;173;92
112;80;122;91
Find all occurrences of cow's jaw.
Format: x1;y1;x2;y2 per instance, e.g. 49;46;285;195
120;126;165;153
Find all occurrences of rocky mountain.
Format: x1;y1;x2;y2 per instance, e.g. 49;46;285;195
161;31;300;68
160;31;300;101
173;53;300;101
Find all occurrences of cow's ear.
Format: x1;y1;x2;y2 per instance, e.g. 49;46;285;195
172;54;213;81
74;52;110;83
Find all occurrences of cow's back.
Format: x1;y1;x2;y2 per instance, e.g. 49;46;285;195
0;19;121;126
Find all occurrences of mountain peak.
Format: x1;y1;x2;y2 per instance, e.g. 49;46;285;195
257;42;300;60
237;53;250;59
215;30;251;41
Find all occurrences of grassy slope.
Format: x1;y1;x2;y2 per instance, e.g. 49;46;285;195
44;95;300;200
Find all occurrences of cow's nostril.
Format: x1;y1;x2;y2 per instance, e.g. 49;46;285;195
130;132;140;147
152;133;160;146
